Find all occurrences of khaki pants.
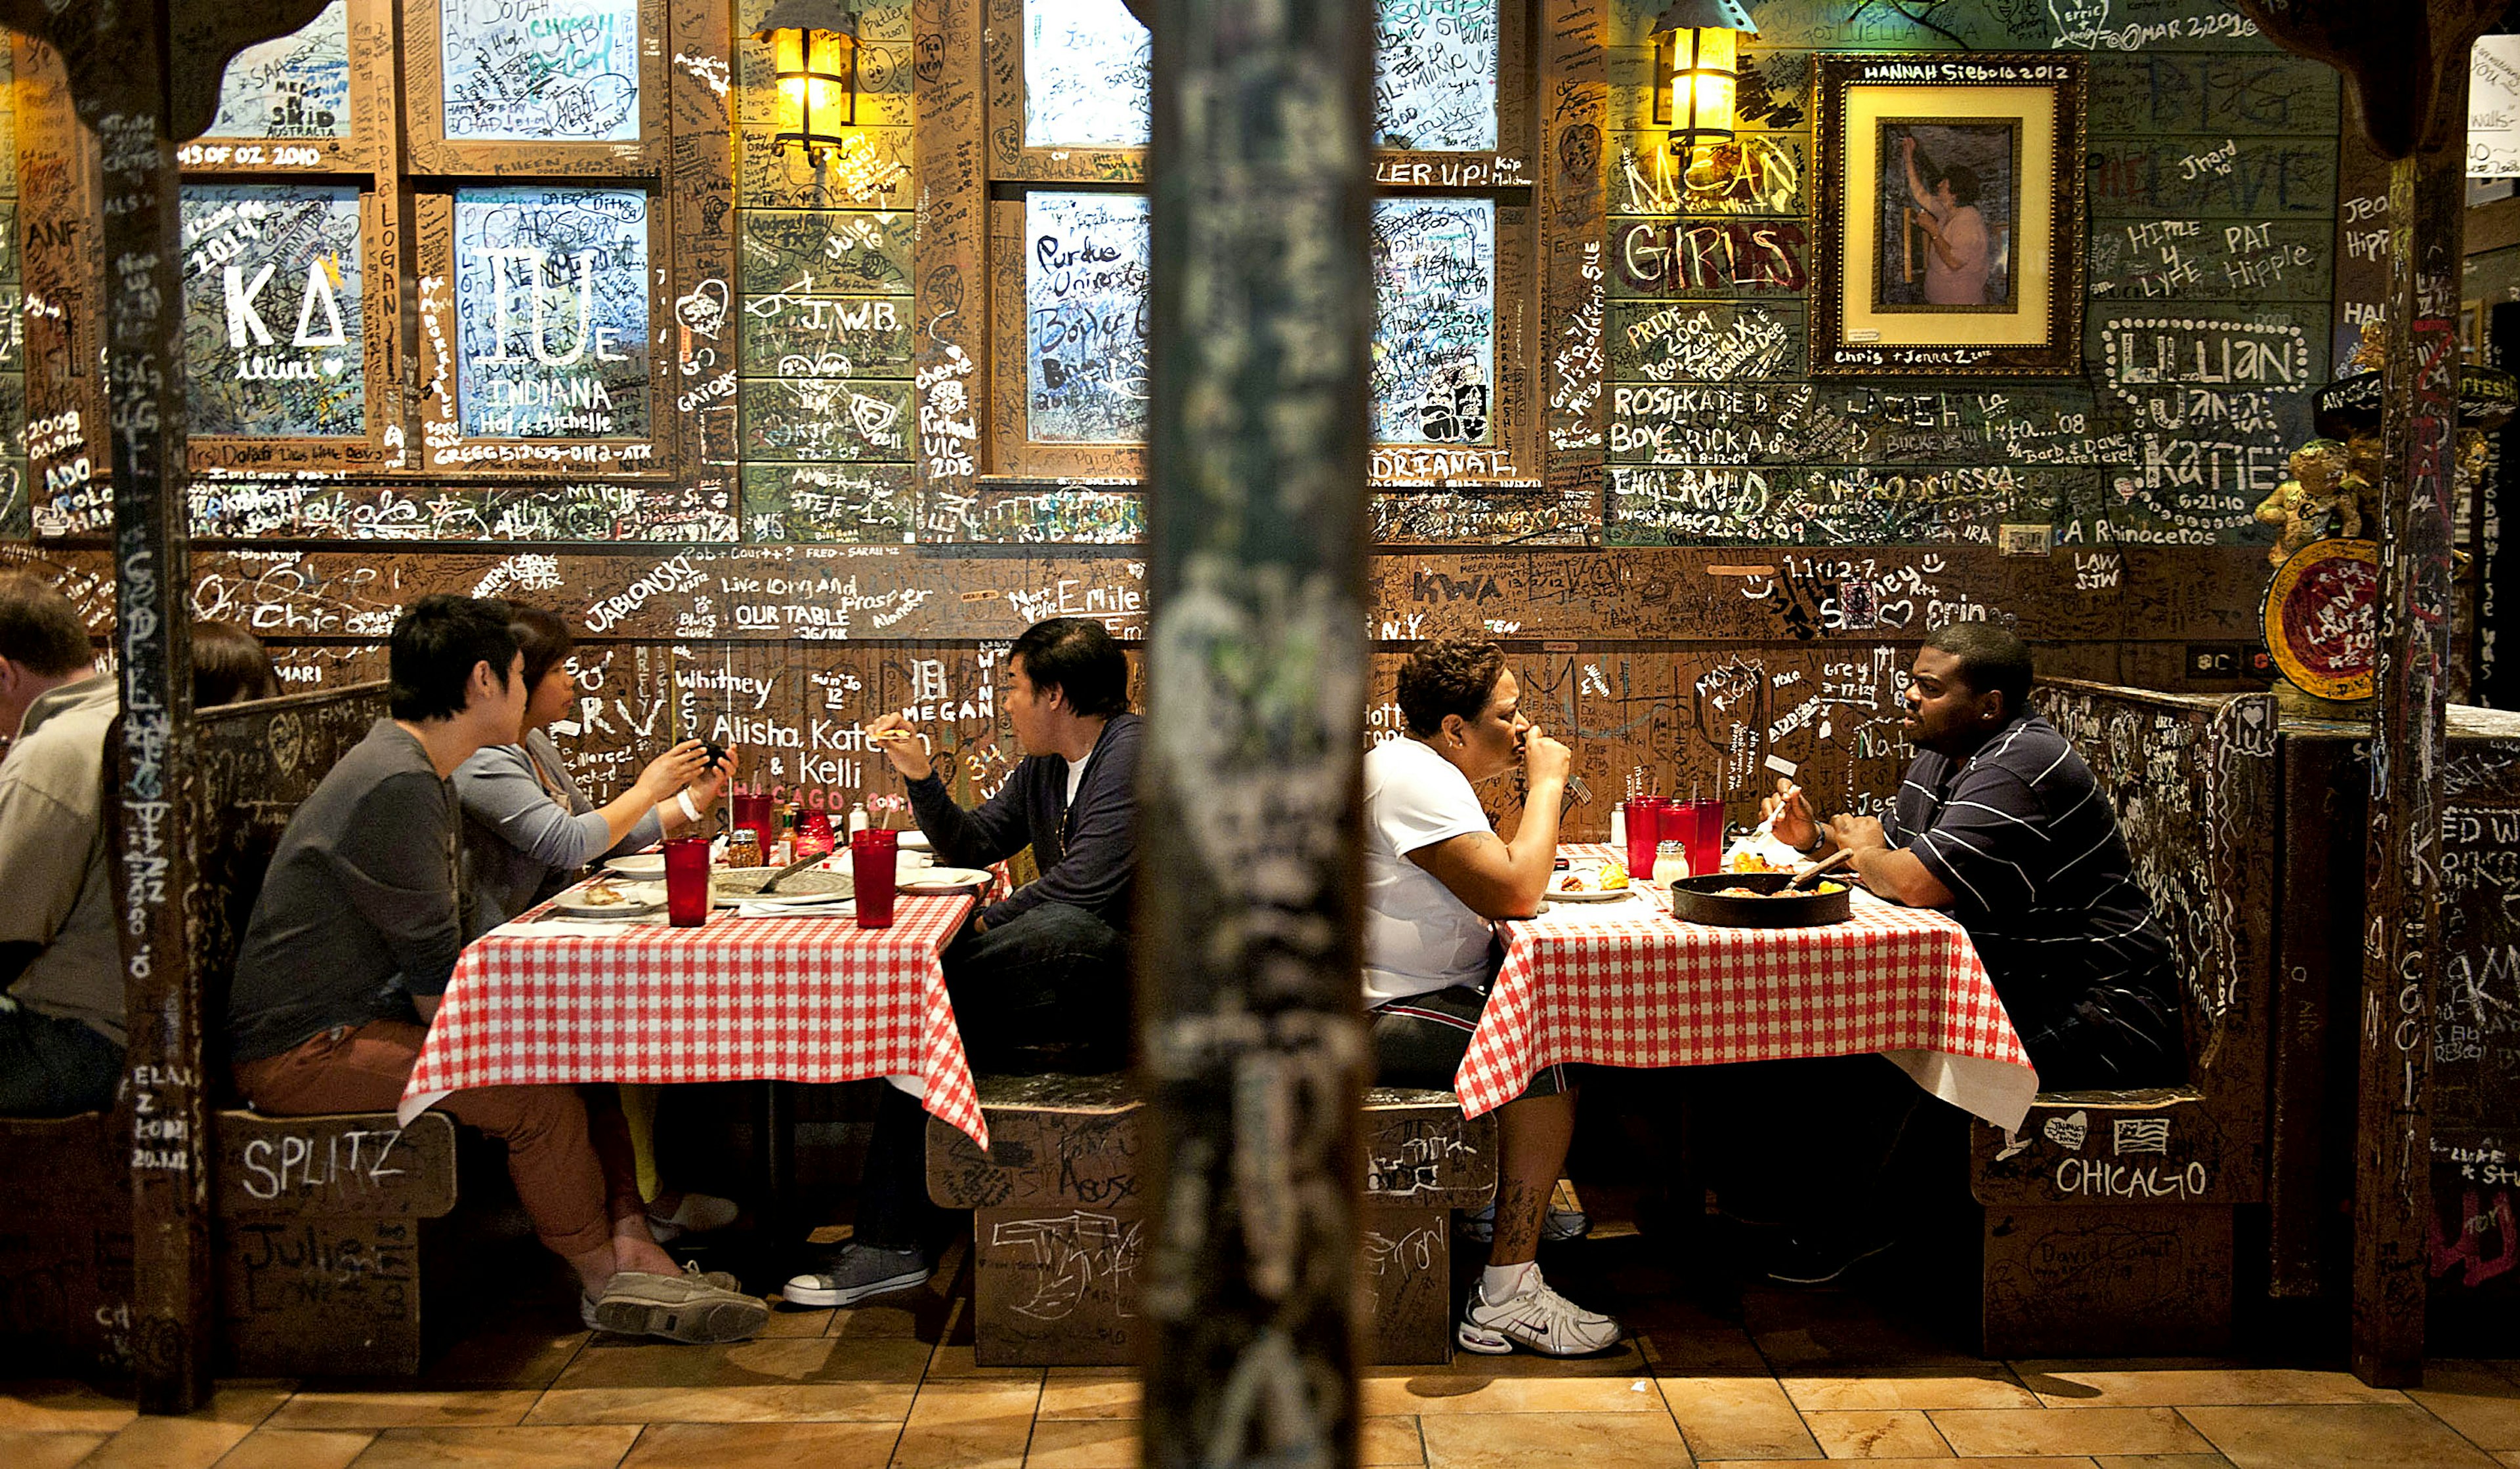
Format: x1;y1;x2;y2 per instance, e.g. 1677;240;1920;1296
235;1020;643;1259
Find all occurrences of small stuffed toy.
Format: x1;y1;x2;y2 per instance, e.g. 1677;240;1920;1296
2253;438;2363;566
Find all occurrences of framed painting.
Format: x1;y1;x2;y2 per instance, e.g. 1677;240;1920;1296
1809;54;2086;377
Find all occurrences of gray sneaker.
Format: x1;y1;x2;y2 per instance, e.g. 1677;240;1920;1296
593;1270;769;1343
782;1244;931;1308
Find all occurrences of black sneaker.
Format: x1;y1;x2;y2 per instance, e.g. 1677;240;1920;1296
1763;1231;1894;1287
782;1243;931;1307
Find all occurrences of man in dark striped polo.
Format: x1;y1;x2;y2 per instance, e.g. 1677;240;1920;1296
1766;621;2184;1090
1727;621;2185;1286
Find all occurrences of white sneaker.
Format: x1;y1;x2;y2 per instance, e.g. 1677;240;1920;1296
1455;1272;1622;1357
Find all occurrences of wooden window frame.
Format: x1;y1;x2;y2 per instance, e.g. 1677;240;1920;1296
988;190;1145;481
177;0;396;177
983;0;1540;482
176;1;404;475
987;0;1150;185
1364;190;1539;482
178;183;410;476
411;182;676;479
402;0;669;176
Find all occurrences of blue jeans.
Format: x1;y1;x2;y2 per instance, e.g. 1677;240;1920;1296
0;996;123;1117
854;902;1129;1250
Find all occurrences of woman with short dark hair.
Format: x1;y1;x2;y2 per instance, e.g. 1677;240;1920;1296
452;602;744;1242
453;603;732;936
190;621;282;709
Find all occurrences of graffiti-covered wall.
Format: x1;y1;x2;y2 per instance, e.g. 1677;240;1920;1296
1;0;2345;834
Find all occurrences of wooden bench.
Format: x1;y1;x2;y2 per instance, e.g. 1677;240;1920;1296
0;1107;458;1378
188;684;469;1375
927;1074;1495;1366
1;682;467;1382
1968;680;2278;1355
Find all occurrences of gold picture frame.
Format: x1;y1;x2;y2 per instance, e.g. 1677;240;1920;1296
1809;53;2086;377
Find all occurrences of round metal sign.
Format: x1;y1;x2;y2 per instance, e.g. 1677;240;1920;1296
2261;537;2378;701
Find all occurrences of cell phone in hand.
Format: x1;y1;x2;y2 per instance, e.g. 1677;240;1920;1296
699;740;728;771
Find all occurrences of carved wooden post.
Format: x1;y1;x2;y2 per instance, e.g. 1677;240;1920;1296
2230;0;2503;1389
0;0;331;1412
50;9;207;1414
2355;112;2464;1395
1137;0;1374;1459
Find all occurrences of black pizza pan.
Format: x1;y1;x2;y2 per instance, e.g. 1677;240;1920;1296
1666;871;1853;928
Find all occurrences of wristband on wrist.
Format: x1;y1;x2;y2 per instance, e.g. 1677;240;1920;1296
1794;829;1823;855
676;790;702;824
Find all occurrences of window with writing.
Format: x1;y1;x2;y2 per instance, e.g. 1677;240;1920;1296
441;0;641;142
1026;191;1150;444
207;0;352;140
1016;0;1500;154
1023;0;1150;149
1374;0;1498;151
180;185;366;437
453;187;650;439
994;0;1520;478
1372;197;1494;445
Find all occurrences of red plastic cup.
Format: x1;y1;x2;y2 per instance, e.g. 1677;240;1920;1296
1626;797;1667;880
663;836;713;928
852;827;899;928
733;791;774;852
1687;798;1723;879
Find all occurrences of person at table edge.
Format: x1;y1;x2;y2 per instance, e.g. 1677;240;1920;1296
0;573;127;1117
2;575;287;1117
1362;638;1619;1357
1762;619;2185;1092
1700;622;2185;1289
784;615;1141;1309
223;594;767;1342
454;600;744;1245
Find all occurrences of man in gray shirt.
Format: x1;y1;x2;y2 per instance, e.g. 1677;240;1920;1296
0;573;122;1115
227;594;766;1342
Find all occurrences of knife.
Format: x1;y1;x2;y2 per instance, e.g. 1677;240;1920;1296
754;848;825;896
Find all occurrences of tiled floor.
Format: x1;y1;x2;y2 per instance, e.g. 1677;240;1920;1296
7;1228;2517;1468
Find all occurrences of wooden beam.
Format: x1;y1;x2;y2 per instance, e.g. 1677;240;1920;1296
0;0;335;1414
1137;0;1374;1459
39;8;208;1415
910;0;988;524
2354;114;2465;1394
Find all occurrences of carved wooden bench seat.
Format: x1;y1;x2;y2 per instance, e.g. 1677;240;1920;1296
215;1108;460;1376
0;1107;458;1379
925;1073;1495;1366
1966;682;2279;1356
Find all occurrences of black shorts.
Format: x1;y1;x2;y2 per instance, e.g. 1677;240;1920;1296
1368;985;1568;1100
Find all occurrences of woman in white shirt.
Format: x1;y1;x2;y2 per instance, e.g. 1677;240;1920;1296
1362;639;1618;1357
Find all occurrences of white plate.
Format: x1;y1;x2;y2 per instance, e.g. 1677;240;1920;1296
549;879;664;919
603;853;667;879
1545;885;1634;903
900;866;992;892
729;886;856;909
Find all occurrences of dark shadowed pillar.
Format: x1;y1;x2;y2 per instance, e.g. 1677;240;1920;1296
51;7;208;1413
2229;0;2504;1388
1137;0;1375;1460
0;0;335;1413
2353;120;2462;1392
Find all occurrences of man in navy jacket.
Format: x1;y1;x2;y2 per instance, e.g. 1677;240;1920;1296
787;617;1139;1306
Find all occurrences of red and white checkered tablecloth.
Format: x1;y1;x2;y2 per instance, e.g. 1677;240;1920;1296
1456;846;2038;1131
398;894;989;1148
